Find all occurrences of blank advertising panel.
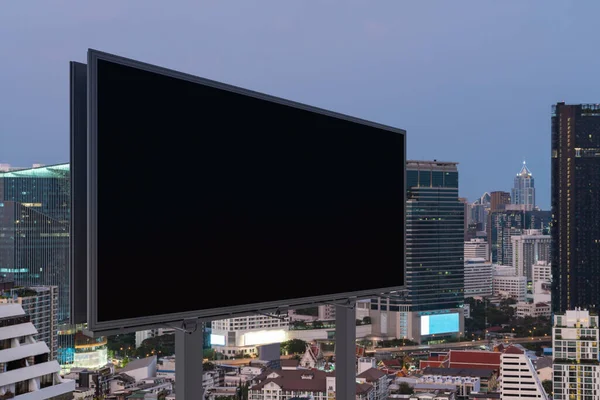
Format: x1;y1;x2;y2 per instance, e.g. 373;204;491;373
87;49;406;334
420;313;460;335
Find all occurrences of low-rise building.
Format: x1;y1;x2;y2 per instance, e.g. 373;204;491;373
356;367;389;400
515;302;551;318
250;368;376;399
492;274;527;302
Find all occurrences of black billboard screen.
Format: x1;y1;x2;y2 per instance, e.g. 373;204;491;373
87;49;405;333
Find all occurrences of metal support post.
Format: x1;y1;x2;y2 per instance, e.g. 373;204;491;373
175;319;204;400
335;301;356;399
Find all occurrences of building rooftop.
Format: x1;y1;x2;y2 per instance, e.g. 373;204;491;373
422;367;495;378
517;161;532;177
0;163;69;178
356;367;386;382
280;359;300;368
448;350;501;370
535;357;553;370
119;356;156;373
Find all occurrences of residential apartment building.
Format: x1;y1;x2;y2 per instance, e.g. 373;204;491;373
511;230;550;282
552;308;600;400
0;286;58;361
357;358;388;400
532;261;551;286
0;303;75;399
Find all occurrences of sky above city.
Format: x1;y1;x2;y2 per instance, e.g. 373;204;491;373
2;1;600;209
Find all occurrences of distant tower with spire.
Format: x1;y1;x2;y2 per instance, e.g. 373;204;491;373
511;161;535;210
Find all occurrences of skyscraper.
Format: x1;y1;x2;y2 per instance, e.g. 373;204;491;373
405;160;464;311
511;161;535;210
370;160;465;343
0;163;106;372
552;308;600;399
551;103;600;313
488;209;551;265
490;191;511;212
0;164;70;320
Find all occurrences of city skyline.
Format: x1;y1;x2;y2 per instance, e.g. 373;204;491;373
3;2;600;209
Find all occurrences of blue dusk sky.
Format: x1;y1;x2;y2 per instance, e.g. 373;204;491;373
2;1;600;209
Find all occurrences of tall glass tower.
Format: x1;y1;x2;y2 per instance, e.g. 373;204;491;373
511;161;535;210
370;160;465;343
405;160;465;311
0;163;106;372
552;103;600;314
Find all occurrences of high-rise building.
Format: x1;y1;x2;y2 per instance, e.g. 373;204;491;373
371;160;464;343
469;192;490;231
511;161;535;211
552;308;600;400
0;164;70;320
0;303;75;399
0;163;106;372
552;103;600;314
511;229;551;282
0;286;59;361
404;160;464;311
465;238;489;261
464;258;493;298
490;191;511;212
459;197;469;240
489;210;551;265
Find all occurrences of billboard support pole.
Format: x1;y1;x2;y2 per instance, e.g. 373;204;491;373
175;318;203;400
335;300;356;399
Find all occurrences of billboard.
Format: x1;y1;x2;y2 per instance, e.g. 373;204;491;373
420;313;460;336
85;49;406;335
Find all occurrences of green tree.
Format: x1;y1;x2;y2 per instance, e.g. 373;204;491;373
281;339;307;354
133;333;175;358
398;382;414;394
107;333;136;354
203;362;216;371
204;348;216;360
313;321;324;329
294;307;318;316
542;380;552;395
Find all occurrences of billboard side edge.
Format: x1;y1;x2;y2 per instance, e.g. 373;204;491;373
87;50;99;333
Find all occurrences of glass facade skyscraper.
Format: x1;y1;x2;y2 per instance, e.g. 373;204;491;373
551;103;600;314
404;161;464;311
0;164;70;320
0;163;106;371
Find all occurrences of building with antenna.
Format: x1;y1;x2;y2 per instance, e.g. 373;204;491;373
511;161;535;211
